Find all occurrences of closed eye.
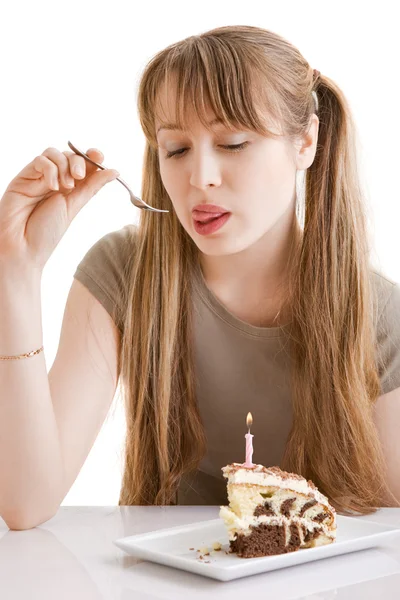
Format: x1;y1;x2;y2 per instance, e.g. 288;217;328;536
165;142;250;159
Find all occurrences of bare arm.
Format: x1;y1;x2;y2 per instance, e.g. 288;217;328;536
0;272;120;530
49;277;120;504
0;267;63;528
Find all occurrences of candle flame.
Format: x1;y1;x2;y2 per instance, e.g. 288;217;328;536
246;412;253;428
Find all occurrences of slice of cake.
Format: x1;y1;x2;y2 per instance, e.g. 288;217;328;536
219;463;336;558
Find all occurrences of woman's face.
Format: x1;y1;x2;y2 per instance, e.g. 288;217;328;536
155;87;318;257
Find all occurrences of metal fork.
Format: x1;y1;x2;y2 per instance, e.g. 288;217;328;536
67;141;169;213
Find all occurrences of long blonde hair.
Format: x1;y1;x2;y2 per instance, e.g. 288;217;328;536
116;25;396;514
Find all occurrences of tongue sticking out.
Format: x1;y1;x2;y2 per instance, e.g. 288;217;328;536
194;212;226;223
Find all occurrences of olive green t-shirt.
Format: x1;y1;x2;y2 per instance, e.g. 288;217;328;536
73;224;400;506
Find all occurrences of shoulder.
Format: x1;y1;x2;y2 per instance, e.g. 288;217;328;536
75;223;138;275
83;223;138;259
73;223;139;332
370;269;400;331
370;269;400;318
370;269;400;395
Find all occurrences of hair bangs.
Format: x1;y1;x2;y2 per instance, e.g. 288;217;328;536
149;39;284;145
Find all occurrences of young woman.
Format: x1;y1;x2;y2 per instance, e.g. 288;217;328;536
1;25;399;530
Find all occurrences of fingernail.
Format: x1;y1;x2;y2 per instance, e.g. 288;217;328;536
75;166;84;176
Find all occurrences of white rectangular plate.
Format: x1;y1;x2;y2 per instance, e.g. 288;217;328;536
113;515;400;581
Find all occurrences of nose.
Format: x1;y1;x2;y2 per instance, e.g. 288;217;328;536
189;150;222;189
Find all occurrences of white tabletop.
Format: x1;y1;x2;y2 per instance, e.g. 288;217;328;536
1;506;400;599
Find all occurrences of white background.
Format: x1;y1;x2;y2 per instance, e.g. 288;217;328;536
0;1;398;505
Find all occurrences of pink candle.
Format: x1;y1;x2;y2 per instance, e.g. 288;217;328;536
244;432;254;466
242;412;254;467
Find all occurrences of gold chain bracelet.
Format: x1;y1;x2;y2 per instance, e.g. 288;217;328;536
0;346;44;360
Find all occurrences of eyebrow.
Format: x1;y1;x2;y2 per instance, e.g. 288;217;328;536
156;117;225;134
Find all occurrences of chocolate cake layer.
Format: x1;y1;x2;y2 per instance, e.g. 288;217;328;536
230;520;320;558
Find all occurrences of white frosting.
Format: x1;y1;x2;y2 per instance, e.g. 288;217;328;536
219;505;336;543
223;463;333;510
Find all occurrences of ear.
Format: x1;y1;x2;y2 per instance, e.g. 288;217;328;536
293;114;319;171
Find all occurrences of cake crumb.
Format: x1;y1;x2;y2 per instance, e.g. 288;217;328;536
189;547;195;551
198;545;209;554
212;541;222;551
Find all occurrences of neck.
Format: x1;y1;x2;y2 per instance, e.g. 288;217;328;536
198;208;302;327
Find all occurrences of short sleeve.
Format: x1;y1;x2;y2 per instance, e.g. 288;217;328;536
376;281;400;395
73;224;137;334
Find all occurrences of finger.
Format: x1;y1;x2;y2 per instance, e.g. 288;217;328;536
8;148;111;201
1;155;61;210
15;150;62;186
34;155;60;191
16;147;105;184
63;148;105;182
41;147;75;189
65;167;119;221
